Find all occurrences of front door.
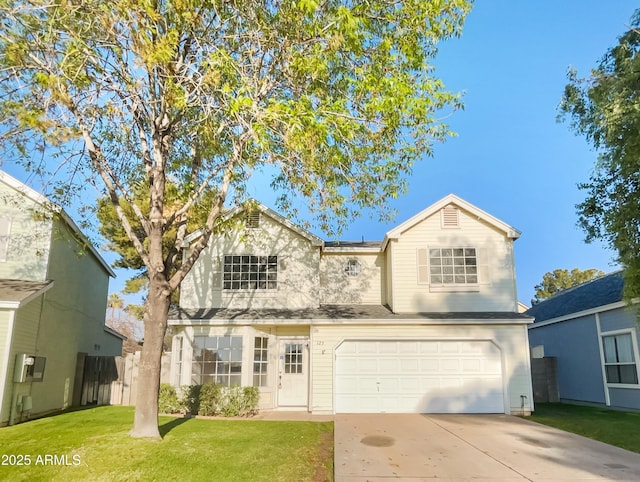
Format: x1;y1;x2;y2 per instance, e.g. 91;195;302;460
278;339;309;407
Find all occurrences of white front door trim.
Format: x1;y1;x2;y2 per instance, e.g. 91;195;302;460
277;337;309;408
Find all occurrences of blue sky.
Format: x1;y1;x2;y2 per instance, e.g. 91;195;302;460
247;2;636;304
2;1;636;305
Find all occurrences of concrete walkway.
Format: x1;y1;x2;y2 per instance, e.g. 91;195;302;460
334;414;640;481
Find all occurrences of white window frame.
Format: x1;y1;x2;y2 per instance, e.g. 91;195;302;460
344;258;361;277
253;336;269;387
222;255;278;290
191;335;244;387
427;247;480;292
172;335;185;386
600;329;640;388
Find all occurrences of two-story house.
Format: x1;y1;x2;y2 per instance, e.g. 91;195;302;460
169;194;534;415
0;170;123;425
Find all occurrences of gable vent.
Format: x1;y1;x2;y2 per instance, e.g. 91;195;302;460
245;210;261;229
441;205;459;228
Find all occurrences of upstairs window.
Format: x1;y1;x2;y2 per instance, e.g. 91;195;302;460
344;258;361;277
602;333;638;385
429;248;477;285
223;255;278;290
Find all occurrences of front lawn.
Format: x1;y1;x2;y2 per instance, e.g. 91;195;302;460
530;403;640;453
0;406;333;481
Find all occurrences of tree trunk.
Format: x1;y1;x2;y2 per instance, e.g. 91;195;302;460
130;273;170;439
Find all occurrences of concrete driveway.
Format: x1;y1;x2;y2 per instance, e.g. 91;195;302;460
334;414;640;481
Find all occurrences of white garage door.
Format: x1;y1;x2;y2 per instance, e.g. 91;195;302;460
335;340;504;413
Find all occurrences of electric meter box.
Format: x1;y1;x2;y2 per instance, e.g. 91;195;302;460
13;354;35;383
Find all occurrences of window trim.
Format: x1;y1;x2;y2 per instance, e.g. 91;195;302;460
426;246;480;292
601;329;640;388
222;255;278;291
191;335;243;387
344;258;362;277
253;336;269;388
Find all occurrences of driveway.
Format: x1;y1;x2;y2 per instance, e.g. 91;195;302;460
334;414;640;481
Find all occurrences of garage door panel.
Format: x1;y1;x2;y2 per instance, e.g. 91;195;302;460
400;358;419;371
441;359;460;371
335;340;505;414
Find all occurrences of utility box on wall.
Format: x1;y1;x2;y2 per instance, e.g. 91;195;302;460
13;354;46;383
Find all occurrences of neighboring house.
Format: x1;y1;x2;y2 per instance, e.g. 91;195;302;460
0;170;123;426
527;271;640;410
169;194;534;415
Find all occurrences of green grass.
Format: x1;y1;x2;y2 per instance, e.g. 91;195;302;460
529;403;640;453
0;406;333;481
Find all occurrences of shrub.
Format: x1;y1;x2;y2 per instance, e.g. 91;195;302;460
158;384;181;414
220;386;243;417
180;385;202;415
241;386;260;416
219;386;260;417
198;383;223;416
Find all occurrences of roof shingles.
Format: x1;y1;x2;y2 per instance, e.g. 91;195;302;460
526;271;624;323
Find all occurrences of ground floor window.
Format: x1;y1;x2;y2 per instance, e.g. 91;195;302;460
192;335;243;386
602;333;639;384
253;337;269;387
174;336;184;386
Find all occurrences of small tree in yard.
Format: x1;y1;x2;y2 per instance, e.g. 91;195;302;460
0;0;471;438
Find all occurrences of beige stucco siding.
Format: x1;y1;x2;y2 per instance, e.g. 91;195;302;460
320;252;385;304
0;182;51;281
310;323;533;415
389;208;517;313
180;215;321;310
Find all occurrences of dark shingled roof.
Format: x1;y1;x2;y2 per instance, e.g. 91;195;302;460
324;241;382;249
169;304;531;322
526;271;624;323
0;279;53;303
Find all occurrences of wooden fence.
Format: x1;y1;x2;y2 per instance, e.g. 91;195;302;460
74;352;171;408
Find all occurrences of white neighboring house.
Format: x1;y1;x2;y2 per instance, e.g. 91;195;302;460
169;194;534;415
0;170;123;425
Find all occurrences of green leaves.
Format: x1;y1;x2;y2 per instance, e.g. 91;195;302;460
560;9;640;302
0;0;472;265
532;268;605;305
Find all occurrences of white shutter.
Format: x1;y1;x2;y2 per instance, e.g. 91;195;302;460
212;256;222;289
477;247;490;285
417;248;429;285
0;216;11;262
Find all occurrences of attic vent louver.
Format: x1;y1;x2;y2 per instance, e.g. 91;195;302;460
245;210;261;229
441;205;459;228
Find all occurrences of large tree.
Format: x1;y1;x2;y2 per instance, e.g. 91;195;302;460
559;9;640;302
532;268;605;305
0;0;471;438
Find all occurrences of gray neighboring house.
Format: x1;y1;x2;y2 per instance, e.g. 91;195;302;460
527;271;640;410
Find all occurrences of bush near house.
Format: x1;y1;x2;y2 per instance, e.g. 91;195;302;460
159;383;259;417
